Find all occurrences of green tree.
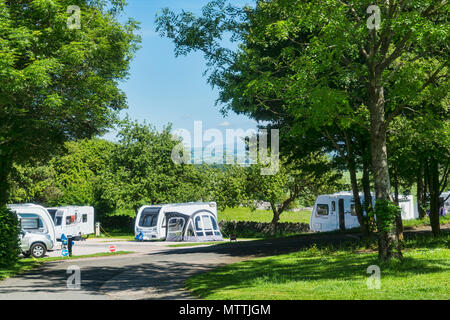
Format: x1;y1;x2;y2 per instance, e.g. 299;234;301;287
246;153;342;226
209;164;250;211
0;0;140;205
7;138;116;207
156;0;448;260
98;119;208;214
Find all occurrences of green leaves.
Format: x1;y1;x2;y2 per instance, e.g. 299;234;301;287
0;206;20;267
0;1;141;200
374;199;401;233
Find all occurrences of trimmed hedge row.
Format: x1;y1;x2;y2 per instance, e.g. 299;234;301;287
0;206;20;267
219;220;310;238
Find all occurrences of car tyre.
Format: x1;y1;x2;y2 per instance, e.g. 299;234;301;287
30;243;47;259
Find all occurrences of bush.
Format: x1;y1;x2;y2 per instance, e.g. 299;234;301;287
0;206;20;267
98;214;135;233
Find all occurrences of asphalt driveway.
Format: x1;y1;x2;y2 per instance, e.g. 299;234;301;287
0;228;444;300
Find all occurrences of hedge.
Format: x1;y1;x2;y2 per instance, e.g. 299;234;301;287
0;206;20;267
219;220;310;238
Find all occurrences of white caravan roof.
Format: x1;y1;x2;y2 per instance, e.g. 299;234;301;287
138;202;217;216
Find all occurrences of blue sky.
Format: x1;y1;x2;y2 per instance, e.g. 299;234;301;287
106;0;258;141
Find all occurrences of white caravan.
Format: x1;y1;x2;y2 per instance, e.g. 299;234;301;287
8;204;56;257
310;192;417;232
441;192;450;214
47;206;95;240
135;202;223;242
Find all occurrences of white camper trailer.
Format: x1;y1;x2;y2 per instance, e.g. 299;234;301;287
135;202;223;242
8;204;56;257
47;206;95;240
310;192;417;232
440;192;450;214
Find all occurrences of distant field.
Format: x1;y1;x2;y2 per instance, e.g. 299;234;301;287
218;207;312;224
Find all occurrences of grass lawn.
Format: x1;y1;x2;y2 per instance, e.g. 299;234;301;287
0;260;40;281
21;251;134;263
403;215;450;229
218;207;311;224
186;233;450;300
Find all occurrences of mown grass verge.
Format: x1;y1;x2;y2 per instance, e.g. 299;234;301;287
186;232;450;300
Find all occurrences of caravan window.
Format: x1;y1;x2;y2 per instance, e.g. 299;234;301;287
331;201;336;212
202;215;214;236
194;216;204;236
21;218;40;230
316;204;329;216
210;216;221;236
82;214;88;223
54;210;64;226
48;209;57;221
139;208;161;228
19;214;43;230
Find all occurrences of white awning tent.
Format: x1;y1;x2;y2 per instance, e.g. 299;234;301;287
135;202;223;242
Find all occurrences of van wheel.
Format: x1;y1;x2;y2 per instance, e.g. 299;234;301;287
30;243;47;258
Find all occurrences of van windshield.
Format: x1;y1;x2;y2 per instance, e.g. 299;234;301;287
139;208;161;228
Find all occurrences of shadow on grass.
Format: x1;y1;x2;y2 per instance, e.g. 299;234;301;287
186;249;449;299
0;260;40;281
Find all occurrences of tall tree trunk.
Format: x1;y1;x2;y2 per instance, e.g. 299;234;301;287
428;158;441;237
392;172;404;258
368;78;395;261
348;160;368;237
362;156;373;215
417;163;426;219
393;171;404;242
270;203;281;225
424;159;430;214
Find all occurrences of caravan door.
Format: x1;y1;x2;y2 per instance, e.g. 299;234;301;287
338;198;346;231
165;213;189;242
345;198;361;229
54;209;64;240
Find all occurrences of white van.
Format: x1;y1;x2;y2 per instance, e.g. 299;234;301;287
47;206;95;240
8;204;56;258
310;192;417;232
135;202;223;242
